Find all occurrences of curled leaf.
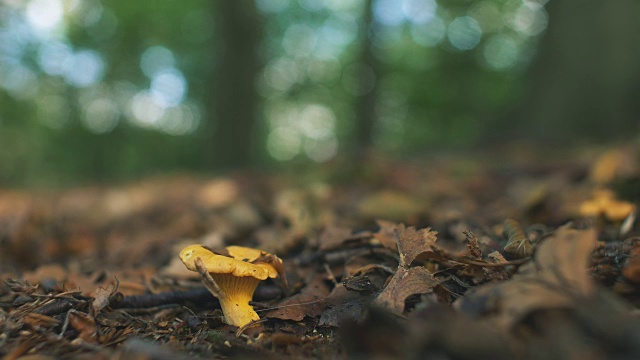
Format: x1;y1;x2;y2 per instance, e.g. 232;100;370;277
373;266;439;316
395;225;440;267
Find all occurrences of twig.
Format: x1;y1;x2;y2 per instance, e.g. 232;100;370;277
34;298;76;316
111;288;217;309
195;257;224;299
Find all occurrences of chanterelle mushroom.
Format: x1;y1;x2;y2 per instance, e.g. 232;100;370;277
179;244;286;327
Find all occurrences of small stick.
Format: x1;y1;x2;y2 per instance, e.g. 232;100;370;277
323;263;338;286
195;257;224;299
111;288;217;309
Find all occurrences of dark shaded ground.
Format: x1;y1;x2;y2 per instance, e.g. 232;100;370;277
2;144;640;359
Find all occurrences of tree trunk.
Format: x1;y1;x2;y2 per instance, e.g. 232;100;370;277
512;0;640;143
209;1;263;170
354;0;379;160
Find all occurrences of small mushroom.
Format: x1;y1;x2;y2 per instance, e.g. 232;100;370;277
179;244;286;327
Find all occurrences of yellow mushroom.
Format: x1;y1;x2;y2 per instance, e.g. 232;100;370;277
179;244;286;327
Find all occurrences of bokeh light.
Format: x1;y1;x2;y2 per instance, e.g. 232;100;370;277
149;68;188;108
82;98;120;134
410;17;446;47
483;34;520;70
140;46;176;78
447;16;483;51
63;50;105;88
0;0;558;173
25;0;64;34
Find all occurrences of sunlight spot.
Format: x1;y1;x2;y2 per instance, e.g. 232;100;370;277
402;0;437;25
320;13;358;48
374;0;405;26
304;134;338;162
80;2;103;27
299;104;336;140
469;1;503;33
282;24;317;57
523;0;550;10
130;91;165;127
140;45;175;78
483;34;519;70
267;127;302;161
0;65;39;99
447;16;482;51
410;16;445;47
38;41;72;76
157;102;201;135
263;57;302;92
63;50;105;87
26;0;64;33
511;3;548;36
82;97;119;134
150;68;187;107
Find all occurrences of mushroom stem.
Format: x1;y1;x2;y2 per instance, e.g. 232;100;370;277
211;273;261;327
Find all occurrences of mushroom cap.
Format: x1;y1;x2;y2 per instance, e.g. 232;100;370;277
179;244;281;280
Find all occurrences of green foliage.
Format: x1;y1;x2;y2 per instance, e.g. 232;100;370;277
0;0;548;187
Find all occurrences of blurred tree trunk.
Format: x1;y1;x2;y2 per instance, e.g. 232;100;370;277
354;0;379;159
514;0;640;143
209;1;263;170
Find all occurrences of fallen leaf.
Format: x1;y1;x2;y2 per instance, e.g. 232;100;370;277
317;225;353;251
395;225;440;267
68;310;98;343
320;284;371;326
252;252;288;288
464;230;482;260
373;266;439;316
502;219;533;258
92;283;116;314
372;220;399;251
457;227;597;329
343;264;393;295
265;274;330;321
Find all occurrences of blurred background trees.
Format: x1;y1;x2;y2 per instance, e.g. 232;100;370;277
0;0;638;187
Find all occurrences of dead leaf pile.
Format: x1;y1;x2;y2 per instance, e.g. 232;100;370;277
2;145;640;358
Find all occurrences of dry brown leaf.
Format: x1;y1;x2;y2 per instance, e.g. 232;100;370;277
372;219;399;251
317;226;354;251
373;266;439;316
502;219;533;258
265;274;330;321
252;252;288;288
68;310;98;343
395;225;440;267
464;231;482;260
92;283;116;314
457;227;597;329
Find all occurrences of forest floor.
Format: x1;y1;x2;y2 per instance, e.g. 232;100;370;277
2;143;640;359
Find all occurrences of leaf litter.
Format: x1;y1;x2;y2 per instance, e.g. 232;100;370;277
2;146;640;358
